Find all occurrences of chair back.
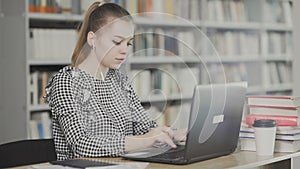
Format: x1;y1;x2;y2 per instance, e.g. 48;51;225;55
0;139;57;168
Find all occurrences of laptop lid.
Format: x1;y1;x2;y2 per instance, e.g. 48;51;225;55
123;82;247;164
184;82;247;163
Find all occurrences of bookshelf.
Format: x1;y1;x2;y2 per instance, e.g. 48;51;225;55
0;0;294;143
293;0;300;96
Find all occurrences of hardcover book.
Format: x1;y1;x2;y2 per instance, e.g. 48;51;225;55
245;114;298;126
247;95;300;108
248;105;300;116
240;138;300;153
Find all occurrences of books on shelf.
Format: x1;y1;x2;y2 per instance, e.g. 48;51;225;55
134;25;261;58
30;111;52;139
131;18;283;60
130;65;212;105
145;103;191;128
30;28;77;60
176;67;199;96
28;0;293;28
29;120;40;139
130;69;151;98
30;70;58;105
267;32;287;55
206;63;248;84
277;62;292;84
189;0;201;20
29;0;86;14
164;103;191;129
126;0;138;15
129;66;199;100
207;0;248;22
29;0;59;13
263;0;292;25
282;1;293;26
207;31;259;56
123;0;200;20
177;31;195;56
146;106;165;127
30;72;39;106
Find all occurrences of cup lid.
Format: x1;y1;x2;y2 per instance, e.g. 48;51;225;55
253;119;276;127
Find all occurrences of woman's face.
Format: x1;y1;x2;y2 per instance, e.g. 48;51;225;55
93;19;134;69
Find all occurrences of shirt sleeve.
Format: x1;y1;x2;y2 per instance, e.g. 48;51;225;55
123;76;158;135
49;72;125;158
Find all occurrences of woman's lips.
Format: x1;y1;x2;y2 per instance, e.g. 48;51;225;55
115;58;125;62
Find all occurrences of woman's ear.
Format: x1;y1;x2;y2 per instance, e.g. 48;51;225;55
87;31;95;48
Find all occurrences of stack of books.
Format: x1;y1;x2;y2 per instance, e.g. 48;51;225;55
240;95;300;152
240;125;300;153
246;95;300;126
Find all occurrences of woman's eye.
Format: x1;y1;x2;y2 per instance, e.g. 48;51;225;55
112;40;121;45
127;42;133;46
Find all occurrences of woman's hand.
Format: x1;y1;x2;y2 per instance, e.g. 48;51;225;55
124;126;177;152
173;128;187;142
160;127;187;142
146;126;177;148
124;126;188;153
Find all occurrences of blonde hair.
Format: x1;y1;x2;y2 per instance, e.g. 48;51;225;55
71;2;133;67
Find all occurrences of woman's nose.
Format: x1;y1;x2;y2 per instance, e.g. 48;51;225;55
120;42;129;54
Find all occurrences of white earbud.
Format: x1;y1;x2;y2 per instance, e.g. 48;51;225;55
92;40;95;49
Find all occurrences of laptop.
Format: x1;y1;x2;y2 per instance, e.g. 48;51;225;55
122;82;247;165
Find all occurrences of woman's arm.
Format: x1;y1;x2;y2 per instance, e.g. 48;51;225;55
122;74;187;152
123;80;157;135
49;71;126;157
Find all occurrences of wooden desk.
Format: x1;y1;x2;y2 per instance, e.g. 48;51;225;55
11;150;300;169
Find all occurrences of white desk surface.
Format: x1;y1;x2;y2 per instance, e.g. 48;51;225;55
11;150;300;169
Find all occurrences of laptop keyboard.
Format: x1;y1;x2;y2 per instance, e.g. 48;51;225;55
150;145;185;160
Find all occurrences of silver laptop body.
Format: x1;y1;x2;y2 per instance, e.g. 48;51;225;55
123;82;247;164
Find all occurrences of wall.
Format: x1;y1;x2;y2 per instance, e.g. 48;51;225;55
0;2;2;80
0;0;28;144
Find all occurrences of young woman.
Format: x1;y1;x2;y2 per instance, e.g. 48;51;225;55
46;2;186;160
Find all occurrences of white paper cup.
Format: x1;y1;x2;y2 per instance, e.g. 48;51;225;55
253;119;276;156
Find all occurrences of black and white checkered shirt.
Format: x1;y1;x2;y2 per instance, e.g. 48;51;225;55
46;66;157;160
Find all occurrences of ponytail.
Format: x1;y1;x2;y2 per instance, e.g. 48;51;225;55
71;2;100;67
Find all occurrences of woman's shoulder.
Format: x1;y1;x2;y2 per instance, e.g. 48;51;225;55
53;66;89;81
48;65;90;90
56;66;79;77
45;66;92;102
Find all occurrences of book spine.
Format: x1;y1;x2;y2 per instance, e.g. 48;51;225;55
71;0;81;14
246;114;298;126
240;138;300;153
29;0;35;12
248;104;297;110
